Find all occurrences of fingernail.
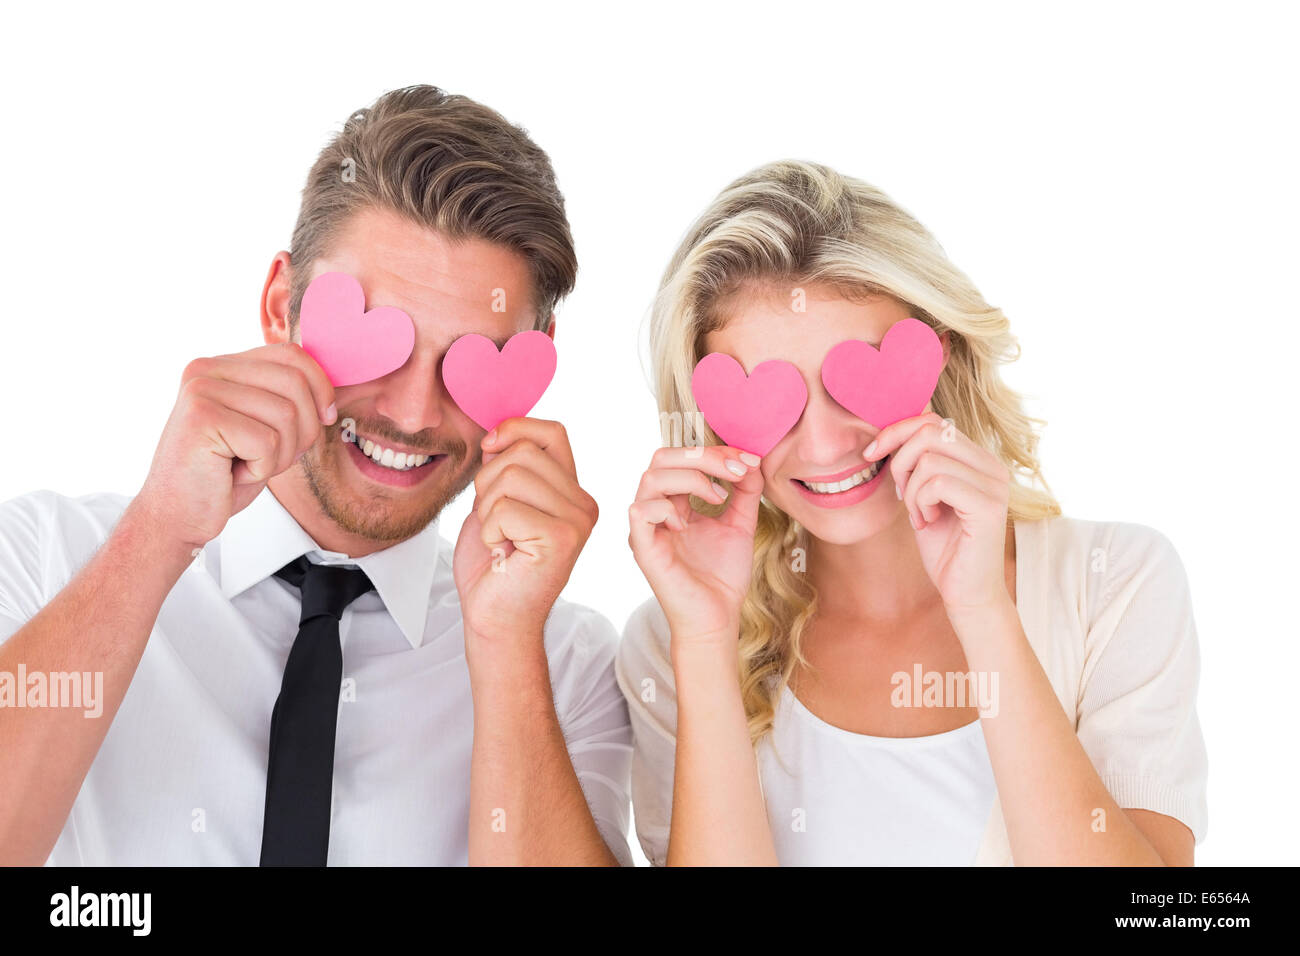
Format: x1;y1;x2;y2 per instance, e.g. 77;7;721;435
864;440;877;458
739;452;761;467
909;512;919;529
323;403;337;425
711;481;728;500
484;428;497;445
725;459;747;476
895;479;903;499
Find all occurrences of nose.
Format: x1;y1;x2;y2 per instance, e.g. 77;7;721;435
791;382;874;465
370;344;450;436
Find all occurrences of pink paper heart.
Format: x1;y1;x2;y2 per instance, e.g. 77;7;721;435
821;318;944;428
299;272;416;387
690;353;809;457
443;330;557;431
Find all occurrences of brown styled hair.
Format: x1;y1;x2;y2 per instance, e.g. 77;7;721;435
287;84;576;329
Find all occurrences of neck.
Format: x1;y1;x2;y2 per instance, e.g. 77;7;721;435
266;467;391;559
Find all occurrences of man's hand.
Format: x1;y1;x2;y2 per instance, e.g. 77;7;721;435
452;417;597;647
136;343;337;552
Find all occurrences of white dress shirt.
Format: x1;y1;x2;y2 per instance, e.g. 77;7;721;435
0;487;634;865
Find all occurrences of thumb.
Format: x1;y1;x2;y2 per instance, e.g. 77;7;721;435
455;503;483;548
720;459;765;533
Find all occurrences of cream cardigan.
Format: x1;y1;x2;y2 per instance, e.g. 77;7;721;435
615;514;1209;866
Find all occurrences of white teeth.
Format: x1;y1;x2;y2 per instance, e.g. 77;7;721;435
345;431;436;471
798;458;885;494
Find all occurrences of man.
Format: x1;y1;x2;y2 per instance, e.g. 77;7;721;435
0;85;632;865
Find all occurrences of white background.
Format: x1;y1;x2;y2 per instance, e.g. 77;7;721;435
1;0;1295;866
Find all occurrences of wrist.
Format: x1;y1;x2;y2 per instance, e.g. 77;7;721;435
464;625;550;687
115;496;202;582
670;632;747;726
461;602;551;646
670;628;741;673
944;594;1020;646
467;639;557;728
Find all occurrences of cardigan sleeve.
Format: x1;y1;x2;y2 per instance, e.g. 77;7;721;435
614;596;679;867
1074;522;1209;843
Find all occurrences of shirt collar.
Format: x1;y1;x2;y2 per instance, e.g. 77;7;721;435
218;487;442;650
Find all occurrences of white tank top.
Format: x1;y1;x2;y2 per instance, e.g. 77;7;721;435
758;685;998;865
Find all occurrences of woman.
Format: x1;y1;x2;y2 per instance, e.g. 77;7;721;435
617;160;1207;866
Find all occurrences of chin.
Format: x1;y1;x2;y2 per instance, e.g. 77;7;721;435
303;443;474;543
792;507;888;546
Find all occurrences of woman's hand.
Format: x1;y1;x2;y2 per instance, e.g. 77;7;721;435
627;445;764;644
865;412;1013;617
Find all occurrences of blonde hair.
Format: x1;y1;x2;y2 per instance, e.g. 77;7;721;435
647;160;1061;746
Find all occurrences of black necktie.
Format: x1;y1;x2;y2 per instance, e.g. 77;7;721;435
260;555;375;866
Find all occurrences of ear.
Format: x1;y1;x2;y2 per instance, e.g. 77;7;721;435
543;313;557;341
938;330;951;365
261;251;294;345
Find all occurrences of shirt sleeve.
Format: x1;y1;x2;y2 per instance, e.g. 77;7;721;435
0;490;56;646
614;597;678;867
0;490;131;647
545;600;636;866
1075;522;1209;844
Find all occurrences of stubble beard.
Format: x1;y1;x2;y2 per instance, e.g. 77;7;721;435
299;432;479;544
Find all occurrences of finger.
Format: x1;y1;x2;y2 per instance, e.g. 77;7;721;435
482;417;576;475
474;461;593;533
886;422;1004;503
714;458;765;535
183;353;331;449
479;496;576;561
864;412;947;464
192;344;336;425
636;467;730;507
649;444;758;482
905;451;1002;519
193;377;320;470
647;444;764;528
911;471;1002;532
888;423;975;502
261;341;338;424
475;438;591;513
628;498;683;558
195;399;285;486
904;452;1004;529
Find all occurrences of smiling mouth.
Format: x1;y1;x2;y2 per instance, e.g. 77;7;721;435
341;428;442;472
795;454;890;494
